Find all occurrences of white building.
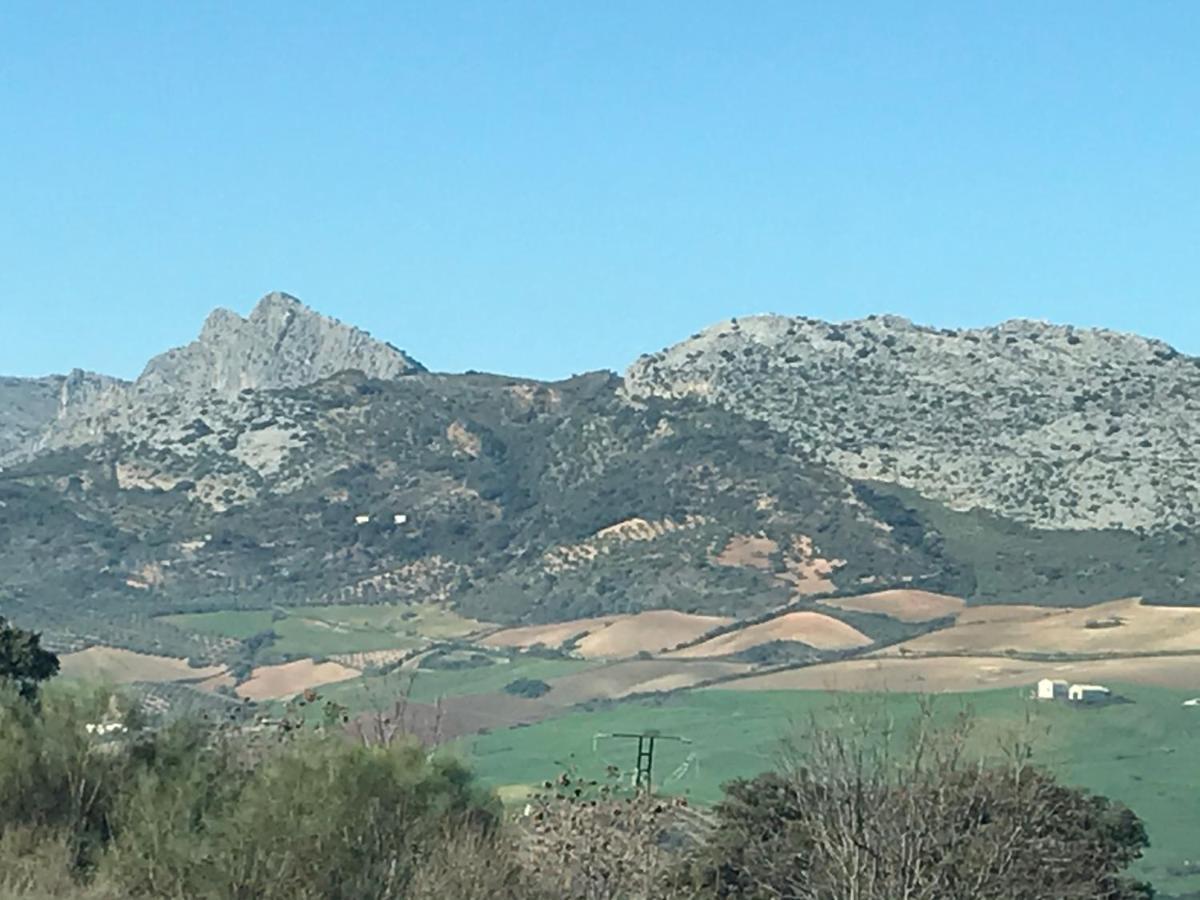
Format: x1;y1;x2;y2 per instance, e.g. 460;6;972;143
393;513;408;525
1068;684;1111;704
354;514;372;525
1036;678;1068;701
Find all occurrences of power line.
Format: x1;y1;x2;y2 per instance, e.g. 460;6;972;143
594;729;692;792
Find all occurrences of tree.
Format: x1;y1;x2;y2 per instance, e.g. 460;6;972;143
0;617;59;700
683;703;1154;900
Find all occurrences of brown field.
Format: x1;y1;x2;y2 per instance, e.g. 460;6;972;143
574;610;731;658
483;610;732;659
718;653;1200;693
882;598;1200;657
481;616;621;651
670;612;872;658
59;647;224;684
953;605;1061;626
543;659;752;704
820;589;966;623
236;659;361;701
348;693;550;745
345;659;753;745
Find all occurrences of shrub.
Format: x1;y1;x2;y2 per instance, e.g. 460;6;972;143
681;704;1153;900
504;678;551;699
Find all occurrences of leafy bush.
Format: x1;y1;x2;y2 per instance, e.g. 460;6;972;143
504;678;551;698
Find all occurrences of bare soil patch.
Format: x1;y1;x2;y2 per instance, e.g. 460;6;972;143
481;616;621;651
236;659;361;701
884;598;1200;657
671;612;872;658
713;534;777;570
778;535;844;595
59;647;224;685
574;610;731;658
544;659;751;704
820;589;965;623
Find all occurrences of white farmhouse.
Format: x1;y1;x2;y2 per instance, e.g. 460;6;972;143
1068;683;1111;704
1036;678;1068;701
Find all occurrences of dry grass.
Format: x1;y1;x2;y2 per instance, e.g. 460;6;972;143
57;647;223;685
670;611;871;658
543;659;752;703
820;589;966;623
484;610;731;659
719;652;1200;692
574;611;731;658
482;616;621;651
885;598;1200;656
236;658;361;701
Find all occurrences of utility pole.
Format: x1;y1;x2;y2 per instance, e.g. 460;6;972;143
594;729;692;792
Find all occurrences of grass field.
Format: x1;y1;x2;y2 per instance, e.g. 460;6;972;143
300;655;598;714
161;602;480;658
463;684;1200;897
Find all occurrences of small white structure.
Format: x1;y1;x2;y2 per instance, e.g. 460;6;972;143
354;514;372;525
85;723;127;737
1068;684;1111;704
393;513;408;526
1182;698;1200;707
1036;678;1068;701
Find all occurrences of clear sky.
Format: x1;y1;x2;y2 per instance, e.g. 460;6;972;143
2;3;1197;381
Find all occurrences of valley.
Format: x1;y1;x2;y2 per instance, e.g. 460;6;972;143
6;292;1200;895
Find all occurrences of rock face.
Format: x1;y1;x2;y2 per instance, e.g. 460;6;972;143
624;314;1200;532
137;292;424;397
29;292;426;457
0;376;63;464
0;371;129;464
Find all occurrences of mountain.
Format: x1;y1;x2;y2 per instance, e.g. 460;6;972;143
0;371;129;465
0;376;62;464
2;295;1198;660
1;292;426;462
137;291;425;397
626;315;1200;533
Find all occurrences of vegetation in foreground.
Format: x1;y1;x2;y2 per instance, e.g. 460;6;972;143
0;619;1161;900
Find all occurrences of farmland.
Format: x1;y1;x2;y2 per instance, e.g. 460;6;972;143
463;684;1200;897
161;602;482;659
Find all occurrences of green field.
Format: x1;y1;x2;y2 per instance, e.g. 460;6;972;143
304;655;597;714
464;684;1200;897
161;602;480;658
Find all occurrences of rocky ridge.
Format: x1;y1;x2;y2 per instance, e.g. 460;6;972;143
11;293;425;461
624;314;1200;532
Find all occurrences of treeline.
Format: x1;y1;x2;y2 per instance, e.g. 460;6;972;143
0;691;1157;899
0;620;1159;899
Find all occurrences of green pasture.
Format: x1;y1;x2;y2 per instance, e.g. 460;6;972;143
465;684;1200;897
160;602;479;658
306;655;597;714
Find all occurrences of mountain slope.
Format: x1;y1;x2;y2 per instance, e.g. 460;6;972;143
625;314;1200;532
3;296;1200;661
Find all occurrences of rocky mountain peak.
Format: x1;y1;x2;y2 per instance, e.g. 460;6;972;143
137;292;425;398
7;293;427;461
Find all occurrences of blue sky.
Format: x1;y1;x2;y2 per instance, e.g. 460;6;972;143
1;3;1197;380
